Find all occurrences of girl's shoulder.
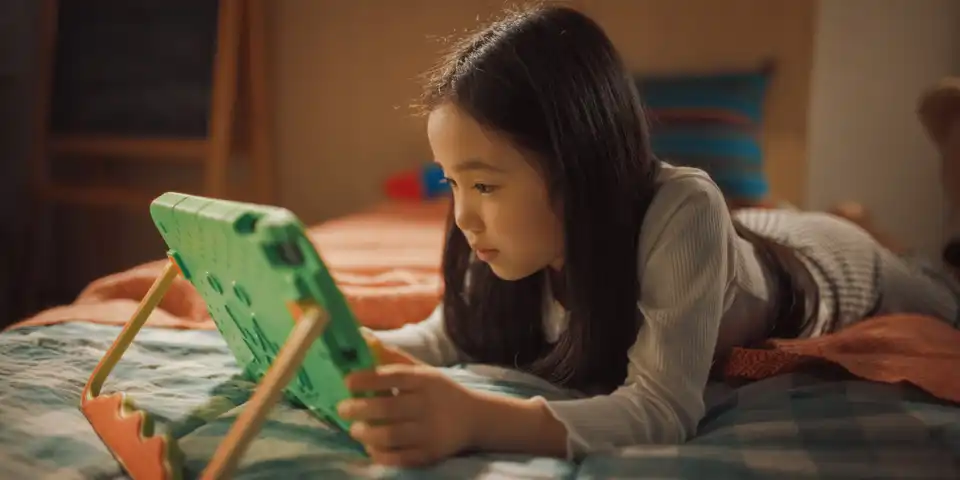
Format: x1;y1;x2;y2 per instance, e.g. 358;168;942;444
649;163;728;220
639;163;731;249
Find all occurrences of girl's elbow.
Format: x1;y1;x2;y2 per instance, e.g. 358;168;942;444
626;398;700;446
664;418;696;445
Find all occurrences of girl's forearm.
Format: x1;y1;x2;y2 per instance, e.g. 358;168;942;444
468;390;569;458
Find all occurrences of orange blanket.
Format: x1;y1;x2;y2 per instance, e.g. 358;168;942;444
15;200;449;331
722;314;960;403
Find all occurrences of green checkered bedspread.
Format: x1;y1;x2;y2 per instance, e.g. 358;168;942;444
1;322;957;479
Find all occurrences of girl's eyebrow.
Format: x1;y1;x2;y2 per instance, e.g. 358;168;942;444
452;158;506;173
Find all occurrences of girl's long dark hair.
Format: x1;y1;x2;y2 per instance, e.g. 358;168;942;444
417;4;816;393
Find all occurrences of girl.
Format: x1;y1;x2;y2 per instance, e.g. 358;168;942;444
335;4;960;467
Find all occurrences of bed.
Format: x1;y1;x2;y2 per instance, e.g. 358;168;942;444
1;199;959;479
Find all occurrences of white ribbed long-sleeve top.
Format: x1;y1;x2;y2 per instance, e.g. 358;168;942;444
370;164;779;459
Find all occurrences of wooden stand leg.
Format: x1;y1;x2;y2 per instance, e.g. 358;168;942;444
80;259;183;480
200;306;330;480
83;259;181;400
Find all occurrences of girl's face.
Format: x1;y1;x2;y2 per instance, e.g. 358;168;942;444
427;103;564;280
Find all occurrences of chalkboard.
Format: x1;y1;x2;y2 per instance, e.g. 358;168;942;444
49;0;220;138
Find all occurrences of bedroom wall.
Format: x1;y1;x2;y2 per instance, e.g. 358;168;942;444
272;0;816;224
27;0;821;308
34;0;960;312
805;0;960;257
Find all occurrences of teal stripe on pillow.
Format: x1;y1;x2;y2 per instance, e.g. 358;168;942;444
639;72;770;124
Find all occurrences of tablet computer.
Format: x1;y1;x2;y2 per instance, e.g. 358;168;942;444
149;192;377;430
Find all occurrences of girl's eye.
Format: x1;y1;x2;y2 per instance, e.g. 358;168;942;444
474;183;498;194
442;177;496;194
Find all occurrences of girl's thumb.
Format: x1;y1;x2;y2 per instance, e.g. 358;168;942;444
361;329;422;366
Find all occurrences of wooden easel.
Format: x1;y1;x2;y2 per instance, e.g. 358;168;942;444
31;0;275;208
79;256;406;478
80;258;332;480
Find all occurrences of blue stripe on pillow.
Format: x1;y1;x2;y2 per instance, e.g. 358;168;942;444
651;131;763;165
710;172;769;200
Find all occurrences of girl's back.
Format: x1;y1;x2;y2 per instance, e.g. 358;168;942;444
734;206;960;335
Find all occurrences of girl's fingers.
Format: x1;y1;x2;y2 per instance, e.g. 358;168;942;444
344;364;428;394
350;420;426;451
338;391;424;422
375;344;423;366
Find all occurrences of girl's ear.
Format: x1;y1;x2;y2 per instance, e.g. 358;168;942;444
550;188;564;218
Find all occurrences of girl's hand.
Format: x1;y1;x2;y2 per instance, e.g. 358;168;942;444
338;364;481;467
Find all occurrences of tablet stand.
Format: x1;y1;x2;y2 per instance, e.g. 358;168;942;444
80;257;331;480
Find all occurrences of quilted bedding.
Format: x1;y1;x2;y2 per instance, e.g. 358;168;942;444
1;321;958;479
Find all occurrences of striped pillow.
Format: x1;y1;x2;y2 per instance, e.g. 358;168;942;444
637;70;772;206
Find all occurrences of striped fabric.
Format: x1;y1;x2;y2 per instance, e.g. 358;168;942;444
733;207;960;334
638;71;771;204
